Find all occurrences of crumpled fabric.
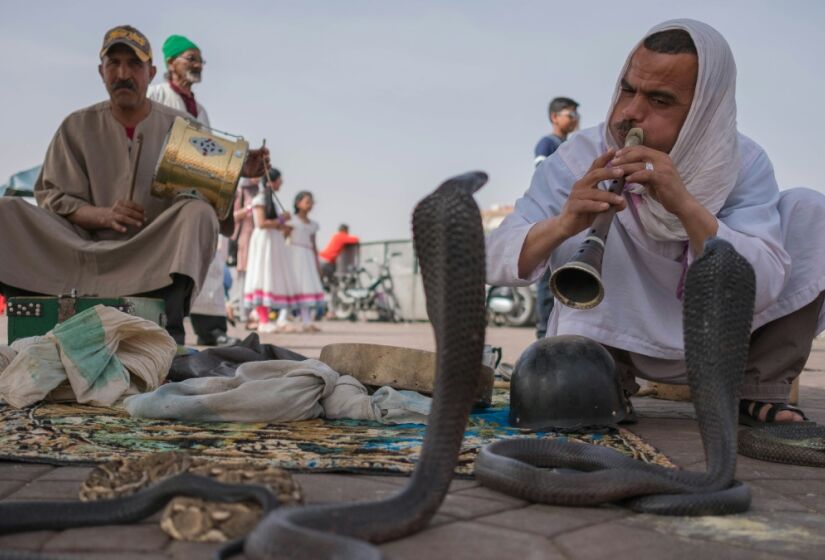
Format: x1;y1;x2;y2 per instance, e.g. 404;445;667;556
123;358;432;424
0;345;17;372
167;333;307;382
0;305;175;408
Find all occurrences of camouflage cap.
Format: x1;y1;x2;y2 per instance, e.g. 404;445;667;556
100;25;152;62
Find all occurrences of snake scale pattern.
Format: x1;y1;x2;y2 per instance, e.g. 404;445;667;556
0;171;489;560
0;175;822;560
475;237;756;515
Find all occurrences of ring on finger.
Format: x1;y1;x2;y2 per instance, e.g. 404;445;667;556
644;161;654;172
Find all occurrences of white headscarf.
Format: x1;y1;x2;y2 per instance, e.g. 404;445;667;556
604;19;740;242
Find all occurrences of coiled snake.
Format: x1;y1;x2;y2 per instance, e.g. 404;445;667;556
0;171;489;560
0;175;821;559
475;237;756;515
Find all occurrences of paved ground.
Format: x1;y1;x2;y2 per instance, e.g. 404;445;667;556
1;317;824;559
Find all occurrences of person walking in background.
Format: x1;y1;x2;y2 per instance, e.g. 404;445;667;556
532;96;580;338
289;191;325;332
533;97;580;167
229;177;261;330
243;168;297;333
319;223;360;319
319;223;360;286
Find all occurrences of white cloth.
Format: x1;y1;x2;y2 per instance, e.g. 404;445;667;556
123;358;432;424
147;82;210;126
486;124;825;365
589;19;740;242
244;191;298;310
288;219;325;308
190;236;229;316
0;346;15;372
0;306;174;408
148;81;223;316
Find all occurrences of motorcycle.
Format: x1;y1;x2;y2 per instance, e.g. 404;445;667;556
486;284;536;327
332;253;405;323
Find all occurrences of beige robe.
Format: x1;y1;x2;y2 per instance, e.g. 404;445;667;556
0;100;217;300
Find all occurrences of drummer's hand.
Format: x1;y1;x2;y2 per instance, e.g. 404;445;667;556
242;146;270;177
280;211;292;221
105;200;146;232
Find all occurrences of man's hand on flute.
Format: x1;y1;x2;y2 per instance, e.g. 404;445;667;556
610;145;718;254
517;150;626;279
557;149;628;238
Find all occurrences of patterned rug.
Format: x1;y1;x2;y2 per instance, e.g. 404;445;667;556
0;390;674;476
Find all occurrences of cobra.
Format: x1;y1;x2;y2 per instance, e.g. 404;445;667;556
0;171;489;560
475;237;756;515
1;177;821;558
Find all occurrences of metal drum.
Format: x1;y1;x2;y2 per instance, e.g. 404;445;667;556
152;116;249;220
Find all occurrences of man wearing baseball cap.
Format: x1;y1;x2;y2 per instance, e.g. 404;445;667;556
0;25;267;345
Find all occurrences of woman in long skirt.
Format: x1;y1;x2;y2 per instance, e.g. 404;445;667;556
243;168;298;333
289;191;325;332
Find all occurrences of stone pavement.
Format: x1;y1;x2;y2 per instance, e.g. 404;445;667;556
1;317;824;559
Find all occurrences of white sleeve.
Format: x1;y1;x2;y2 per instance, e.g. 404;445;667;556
485;158;577;286
146;84;164;103
712;145;790;314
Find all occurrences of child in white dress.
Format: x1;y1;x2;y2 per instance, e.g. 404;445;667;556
243;169;298;333
289;191;325;332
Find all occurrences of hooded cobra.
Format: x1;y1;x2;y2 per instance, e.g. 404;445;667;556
475;237;756;515
0;177;819;559
0;171;489;560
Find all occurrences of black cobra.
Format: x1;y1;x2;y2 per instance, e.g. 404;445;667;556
1;178;819;558
0;474;279;560
0;172;489;560
739;424;825;467
475;237;757;515
241;171;488;559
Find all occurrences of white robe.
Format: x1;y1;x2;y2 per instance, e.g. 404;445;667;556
147;82;210;126
148;82;225;317
486;124;825;378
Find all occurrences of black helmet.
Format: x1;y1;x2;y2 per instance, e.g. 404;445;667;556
509;335;630;431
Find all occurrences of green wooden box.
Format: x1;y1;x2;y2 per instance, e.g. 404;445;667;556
6;296;166;344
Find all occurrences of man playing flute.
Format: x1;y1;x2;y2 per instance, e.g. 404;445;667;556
486;19;825;425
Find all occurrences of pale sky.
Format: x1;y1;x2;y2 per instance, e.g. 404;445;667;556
2;1;824;242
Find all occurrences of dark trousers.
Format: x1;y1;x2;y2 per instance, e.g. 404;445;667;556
134;274;194;345
190;313;228;344
609;291;825;403
535;268;554;339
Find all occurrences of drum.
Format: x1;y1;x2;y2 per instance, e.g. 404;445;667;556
152;116;249;220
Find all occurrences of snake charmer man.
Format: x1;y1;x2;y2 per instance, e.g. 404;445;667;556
0;25;267;344
486;19;825;425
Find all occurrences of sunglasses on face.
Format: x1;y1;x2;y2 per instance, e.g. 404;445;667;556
177;55;206;65
558;110;580;120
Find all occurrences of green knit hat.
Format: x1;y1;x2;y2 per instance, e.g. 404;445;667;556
162;35;199;62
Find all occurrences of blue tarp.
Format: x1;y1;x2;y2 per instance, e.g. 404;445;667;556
0;165;41;197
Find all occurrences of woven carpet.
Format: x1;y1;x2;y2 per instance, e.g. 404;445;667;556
0;390;674;476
